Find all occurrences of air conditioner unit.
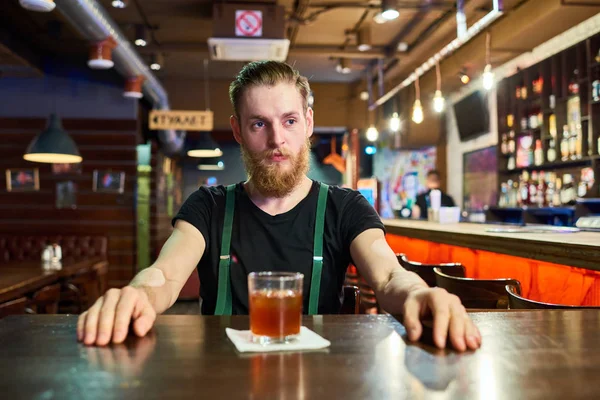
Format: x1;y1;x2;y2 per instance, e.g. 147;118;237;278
208;38;290;62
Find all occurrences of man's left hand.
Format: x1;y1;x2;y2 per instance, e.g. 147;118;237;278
402;287;481;351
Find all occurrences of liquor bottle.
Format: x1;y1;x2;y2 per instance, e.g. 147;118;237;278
560;125;570;161
569;125;578;160
537;171;547;207
530;171;538;207
549;113;557;138
501;133;508;155
547;139;557;163
520;171;530;206
553;177;562;207
575;125;583;159
568;69;579;95
534;139;544;166
507;155;516;171
546;173;555;207
508;130;516;154
532;74;544;95
561;174;576;205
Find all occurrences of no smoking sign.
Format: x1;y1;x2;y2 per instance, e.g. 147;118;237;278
235;10;263;37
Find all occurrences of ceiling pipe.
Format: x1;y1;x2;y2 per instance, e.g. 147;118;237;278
54;0;185;155
369;0;504;110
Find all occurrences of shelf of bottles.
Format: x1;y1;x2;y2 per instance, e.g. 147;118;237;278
496;33;600;212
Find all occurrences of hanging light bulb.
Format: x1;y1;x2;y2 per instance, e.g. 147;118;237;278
433;90;445;113
433;60;445;113
482;32;495;90
412;76;424;124
134;25;148;47
336;58;351;74
366;125;379;142
389;112;400;132
482;64;495;90
412;100;424;124
460;72;470;84
150;53;164;71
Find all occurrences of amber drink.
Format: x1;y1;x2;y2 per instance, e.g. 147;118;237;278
248;272;303;344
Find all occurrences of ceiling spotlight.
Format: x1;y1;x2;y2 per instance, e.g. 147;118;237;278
150;53;164;71
459;71;470;84
135;25;148;47
359;91;369;101
336;58;351;74
397;42;409;52
381;0;400;21
112;0;127;8
366;125;379;142
357;27;372;52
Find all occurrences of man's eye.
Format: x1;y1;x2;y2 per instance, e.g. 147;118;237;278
286;119;296;125
253;121;264;128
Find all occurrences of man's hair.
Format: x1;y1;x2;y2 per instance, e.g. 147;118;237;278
229;61;311;119
427;170;441;179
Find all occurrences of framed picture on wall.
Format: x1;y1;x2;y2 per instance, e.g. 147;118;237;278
56;181;77;209
6;168;40;192
93;170;125;193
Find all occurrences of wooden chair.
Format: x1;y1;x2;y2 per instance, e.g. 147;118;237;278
434;267;522;309
0;297;34;319
340;285;360;315
506;285;598;309
30;283;62;314
60;260;109;313
398;253;466;287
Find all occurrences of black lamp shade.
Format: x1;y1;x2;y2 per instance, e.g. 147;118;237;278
23;113;82;163
187;134;223;158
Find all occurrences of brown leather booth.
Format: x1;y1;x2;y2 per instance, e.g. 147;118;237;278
0;235;107;264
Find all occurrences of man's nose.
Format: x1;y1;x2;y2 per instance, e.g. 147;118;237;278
268;123;285;147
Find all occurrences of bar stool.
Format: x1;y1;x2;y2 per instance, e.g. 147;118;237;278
30;283;61;314
506;285;598;309
0;297;33;319
397;253;466;287
434;267;522;309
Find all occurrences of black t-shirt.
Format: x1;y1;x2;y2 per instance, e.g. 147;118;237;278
172;180;384;315
415;189;455;219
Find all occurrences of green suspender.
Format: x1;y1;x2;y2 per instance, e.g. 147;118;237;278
308;183;329;315
214;182;329;316
214;184;236;315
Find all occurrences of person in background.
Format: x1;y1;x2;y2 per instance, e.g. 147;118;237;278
412;170;455;219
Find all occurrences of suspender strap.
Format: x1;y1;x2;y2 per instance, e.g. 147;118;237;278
214;184;236;315
308;183;329;315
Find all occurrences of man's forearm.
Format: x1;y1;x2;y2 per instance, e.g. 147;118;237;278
129;266;178;314
376;268;429;314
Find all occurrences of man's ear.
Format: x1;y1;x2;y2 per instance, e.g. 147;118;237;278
306;107;314;138
230;115;242;144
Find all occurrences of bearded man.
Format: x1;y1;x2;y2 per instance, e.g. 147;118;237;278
77;61;481;352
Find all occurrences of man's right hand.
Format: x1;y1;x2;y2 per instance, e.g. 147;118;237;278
77;286;157;346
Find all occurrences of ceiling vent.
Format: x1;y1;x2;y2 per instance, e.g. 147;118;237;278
208;38;289;62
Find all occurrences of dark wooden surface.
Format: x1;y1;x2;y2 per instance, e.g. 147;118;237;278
0;258;103;303
385;219;600;271
2;312;600;399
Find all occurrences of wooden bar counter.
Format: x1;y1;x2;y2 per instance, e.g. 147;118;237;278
384;219;600;306
2;313;600;399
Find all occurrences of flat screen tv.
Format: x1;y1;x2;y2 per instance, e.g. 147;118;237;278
453;90;489;141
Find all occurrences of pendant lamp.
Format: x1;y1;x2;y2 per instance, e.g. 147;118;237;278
23;114;82;163
187;134;222;158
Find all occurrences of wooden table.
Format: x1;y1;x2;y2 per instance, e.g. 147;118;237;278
1;312;599;399
0;258;104;303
